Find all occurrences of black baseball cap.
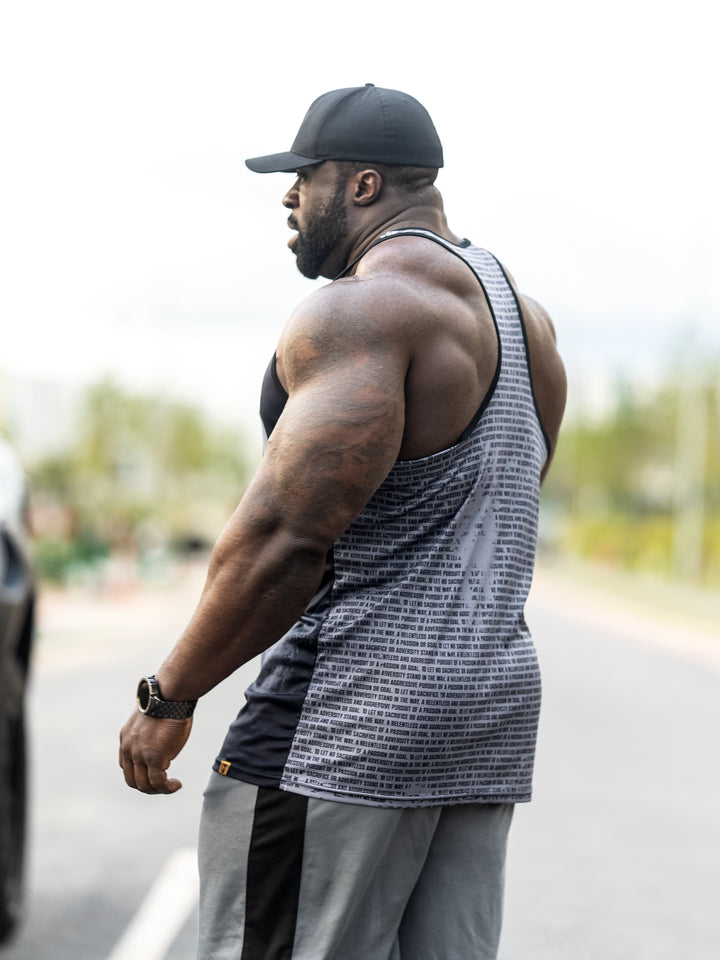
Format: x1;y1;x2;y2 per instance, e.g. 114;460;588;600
245;83;443;174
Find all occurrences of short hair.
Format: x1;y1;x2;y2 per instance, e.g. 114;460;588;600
334;161;439;203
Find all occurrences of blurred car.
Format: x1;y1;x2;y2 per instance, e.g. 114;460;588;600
0;439;35;943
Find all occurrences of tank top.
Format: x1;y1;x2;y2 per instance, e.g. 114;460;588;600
214;229;551;807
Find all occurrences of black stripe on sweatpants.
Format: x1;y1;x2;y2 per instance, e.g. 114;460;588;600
241;786;309;960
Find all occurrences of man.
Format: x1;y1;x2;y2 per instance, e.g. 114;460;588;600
120;84;566;960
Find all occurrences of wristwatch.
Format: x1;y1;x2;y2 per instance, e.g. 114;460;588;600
136;675;197;719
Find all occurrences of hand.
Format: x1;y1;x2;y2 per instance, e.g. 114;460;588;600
119;711;193;795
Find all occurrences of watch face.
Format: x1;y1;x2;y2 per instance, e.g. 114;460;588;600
137;679;151;711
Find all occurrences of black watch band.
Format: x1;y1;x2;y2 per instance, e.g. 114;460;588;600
136;675;197;719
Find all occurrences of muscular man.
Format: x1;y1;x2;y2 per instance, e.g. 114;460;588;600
120;84;566;960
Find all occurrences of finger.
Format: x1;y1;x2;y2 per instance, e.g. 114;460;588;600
132;761;154;794
119;745;137;790
130;755;183;795
118;714;191;794
158;775;183;794
146;761;182;795
121;762;137;790
119;722;138;787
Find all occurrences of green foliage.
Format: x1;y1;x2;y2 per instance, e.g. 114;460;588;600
25;362;720;589
34;534;109;584
543;363;720;587
29;380;252;581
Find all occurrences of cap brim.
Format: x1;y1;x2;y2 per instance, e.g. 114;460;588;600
244;151;323;174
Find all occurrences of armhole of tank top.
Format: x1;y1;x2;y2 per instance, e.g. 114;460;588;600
270;352;289;400
340;229;503;446
493;259;553;460
450;255;502;444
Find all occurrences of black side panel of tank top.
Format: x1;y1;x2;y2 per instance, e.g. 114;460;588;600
214;560;335;788
260;354;288;439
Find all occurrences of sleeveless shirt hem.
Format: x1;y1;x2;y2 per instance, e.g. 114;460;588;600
214;763;531;807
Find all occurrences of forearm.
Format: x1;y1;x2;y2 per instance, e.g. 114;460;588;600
151;336;405;703
154;511;327;702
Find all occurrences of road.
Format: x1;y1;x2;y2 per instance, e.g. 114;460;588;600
1;561;719;959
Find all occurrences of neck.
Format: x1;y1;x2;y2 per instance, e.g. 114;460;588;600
334;203;463;278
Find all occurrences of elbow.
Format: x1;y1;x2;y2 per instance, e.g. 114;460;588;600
208;512;330;586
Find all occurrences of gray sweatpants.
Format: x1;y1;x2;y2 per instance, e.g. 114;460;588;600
198;773;513;960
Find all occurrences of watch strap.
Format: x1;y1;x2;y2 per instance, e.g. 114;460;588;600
136;675;197;719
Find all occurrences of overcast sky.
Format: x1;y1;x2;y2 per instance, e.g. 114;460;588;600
1;0;717;433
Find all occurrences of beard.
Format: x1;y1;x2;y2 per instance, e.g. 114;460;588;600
292;180;348;279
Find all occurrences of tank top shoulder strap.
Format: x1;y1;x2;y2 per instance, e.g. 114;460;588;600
334;228;472;279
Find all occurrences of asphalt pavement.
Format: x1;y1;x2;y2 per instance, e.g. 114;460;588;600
1;559;718;960
500;567;720;960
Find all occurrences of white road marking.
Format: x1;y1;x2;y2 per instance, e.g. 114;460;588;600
106;847;199;960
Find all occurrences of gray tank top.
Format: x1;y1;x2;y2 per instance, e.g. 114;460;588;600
215;229;550;807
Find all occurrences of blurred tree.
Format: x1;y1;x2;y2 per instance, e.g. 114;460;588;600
29;380;251;581
543;361;718;586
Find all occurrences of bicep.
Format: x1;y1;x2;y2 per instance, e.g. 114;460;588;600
252;349;406;547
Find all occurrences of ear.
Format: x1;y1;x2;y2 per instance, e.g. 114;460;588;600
351;169;383;206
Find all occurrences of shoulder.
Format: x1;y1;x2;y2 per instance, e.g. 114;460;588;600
517;292;567;462
277;233;482;391
500;263;562;350
276;241;438;387
276;274;412;395
357;233;481;296
519;294;559;342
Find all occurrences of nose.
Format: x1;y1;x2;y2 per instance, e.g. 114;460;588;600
282;179;300;209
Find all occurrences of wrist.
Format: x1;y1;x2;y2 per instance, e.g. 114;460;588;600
136;675;197;719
